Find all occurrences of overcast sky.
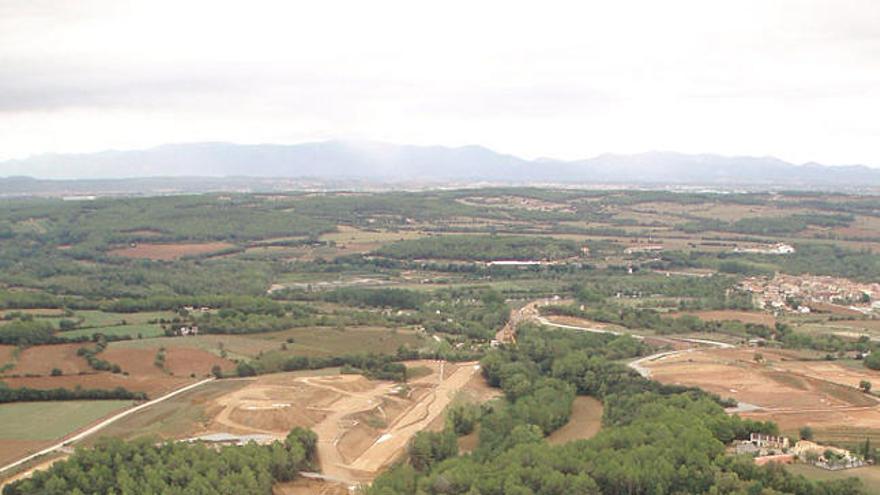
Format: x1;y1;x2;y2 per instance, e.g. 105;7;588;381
2;0;880;166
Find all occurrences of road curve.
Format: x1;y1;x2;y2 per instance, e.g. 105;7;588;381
0;378;215;476
530;310;733;378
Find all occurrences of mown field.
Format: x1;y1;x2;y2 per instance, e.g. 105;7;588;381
0;401;132;465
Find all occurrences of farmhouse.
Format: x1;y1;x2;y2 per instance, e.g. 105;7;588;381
750;433;789;450
177;325;200;336
734;243;795;255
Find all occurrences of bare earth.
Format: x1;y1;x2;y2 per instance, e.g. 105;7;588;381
547;396;603;445
108;242;235;260
645;347;880;441
199;361;480;487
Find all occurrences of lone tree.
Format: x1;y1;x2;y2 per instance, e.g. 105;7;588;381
800;426;814;441
860;380;872;393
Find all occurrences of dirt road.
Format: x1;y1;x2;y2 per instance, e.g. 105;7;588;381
0;378;214;477
347;363;479;474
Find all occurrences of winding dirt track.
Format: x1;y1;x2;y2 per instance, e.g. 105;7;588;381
203;363;480;487
347;363;478;475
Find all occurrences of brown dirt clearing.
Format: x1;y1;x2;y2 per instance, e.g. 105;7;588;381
108;242;235;260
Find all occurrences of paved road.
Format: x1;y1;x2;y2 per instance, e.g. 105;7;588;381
0;378;215;476
530;309;733;378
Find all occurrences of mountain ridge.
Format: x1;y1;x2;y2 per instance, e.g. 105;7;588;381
2;141;879;188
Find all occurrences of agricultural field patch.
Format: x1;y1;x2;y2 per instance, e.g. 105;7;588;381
73;310;175;328
107;242;236;260
7;344;91;376
666;310;776;327
546;396;603;445
0;401;131;465
1;372;193;397
62;323;165;339
0;346;15;368
108;335;279;361
254;326;426;358
100;346;234;378
645;347;880;443
786;464;880;493
84;379;251;443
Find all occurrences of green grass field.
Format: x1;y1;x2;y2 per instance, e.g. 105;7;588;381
786;464;880;492
74;310;176;328
257;326;426;353
84;380;248;442
0;401;132;441
108;334;279;361
62;322;166;339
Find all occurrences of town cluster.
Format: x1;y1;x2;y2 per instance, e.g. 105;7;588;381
740;274;880;314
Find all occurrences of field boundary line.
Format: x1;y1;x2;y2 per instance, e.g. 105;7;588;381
0;377;215;476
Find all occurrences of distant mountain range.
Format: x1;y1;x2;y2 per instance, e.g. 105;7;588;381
2;141;879;194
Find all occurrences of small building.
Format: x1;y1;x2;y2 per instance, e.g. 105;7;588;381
178;325;200;336
185;432;277;446
750;433;790;451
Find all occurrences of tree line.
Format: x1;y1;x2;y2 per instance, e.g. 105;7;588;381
3;427;318;495
0;385;146;403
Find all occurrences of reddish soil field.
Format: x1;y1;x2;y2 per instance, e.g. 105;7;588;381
102;347;235;378
0;345;15;366
108;242;235;260
2;373;193;398
9;344;91;376
102;348;164;376
810;303;865;316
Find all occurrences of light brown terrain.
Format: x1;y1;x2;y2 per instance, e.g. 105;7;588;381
645;347;880;441
196;361;480;486
108;242;235;260
8;344;91;375
547;396;603;445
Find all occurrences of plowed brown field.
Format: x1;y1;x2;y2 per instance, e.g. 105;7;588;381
108;242;235;260
645;347;880;442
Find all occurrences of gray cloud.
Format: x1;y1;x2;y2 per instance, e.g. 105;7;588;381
0;0;879;167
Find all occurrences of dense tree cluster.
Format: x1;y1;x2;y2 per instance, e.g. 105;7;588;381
375;235;581;262
321;287;426;310
369;325;861;495
3;427;317;495
678;213;853;236
0;319;55;345
0;385;146;403
660;244;880;283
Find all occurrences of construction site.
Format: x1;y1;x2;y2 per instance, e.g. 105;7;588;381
191;360;481;490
